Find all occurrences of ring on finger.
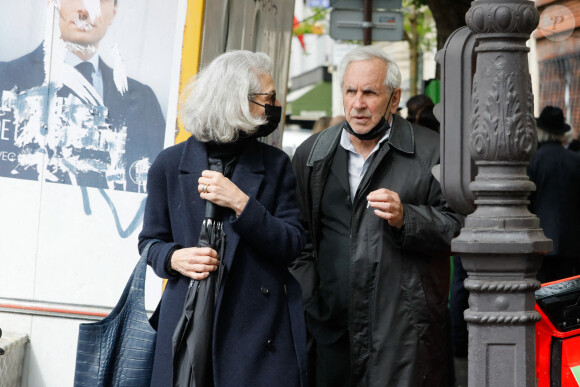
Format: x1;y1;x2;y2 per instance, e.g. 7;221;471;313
202;184;208;193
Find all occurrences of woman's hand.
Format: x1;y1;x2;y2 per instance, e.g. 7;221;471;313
171;247;219;280
198;170;249;216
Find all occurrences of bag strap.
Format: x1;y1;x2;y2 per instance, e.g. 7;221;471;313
131;240;160;295
99;239;160;324
131;239;161;309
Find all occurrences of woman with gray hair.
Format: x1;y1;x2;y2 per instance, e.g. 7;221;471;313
139;50;307;386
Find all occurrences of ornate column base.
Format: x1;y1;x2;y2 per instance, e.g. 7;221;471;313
455;252;544;387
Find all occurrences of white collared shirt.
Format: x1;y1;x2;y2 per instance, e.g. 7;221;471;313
65;52;104;99
339;118;392;200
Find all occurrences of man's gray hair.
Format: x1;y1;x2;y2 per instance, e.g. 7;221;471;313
337;46;401;92
179;50;272;143
537;126;574;144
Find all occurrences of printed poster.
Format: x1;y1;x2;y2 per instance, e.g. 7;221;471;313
0;0;180;193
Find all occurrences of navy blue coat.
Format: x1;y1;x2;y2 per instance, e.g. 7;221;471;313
138;136;308;386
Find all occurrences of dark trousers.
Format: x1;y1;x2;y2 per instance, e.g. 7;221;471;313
314;333;350;387
450;255;469;357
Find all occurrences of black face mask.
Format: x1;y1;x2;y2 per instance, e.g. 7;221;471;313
246;101;282;139
344;91;394;141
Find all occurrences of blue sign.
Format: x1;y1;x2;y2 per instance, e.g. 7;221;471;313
308;0;330;7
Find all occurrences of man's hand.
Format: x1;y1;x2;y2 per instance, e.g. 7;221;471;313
367;188;404;229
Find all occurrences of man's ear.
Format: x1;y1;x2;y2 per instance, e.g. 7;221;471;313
390;88;402;115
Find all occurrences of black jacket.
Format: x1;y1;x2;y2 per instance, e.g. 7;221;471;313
290;115;463;386
528;142;580;257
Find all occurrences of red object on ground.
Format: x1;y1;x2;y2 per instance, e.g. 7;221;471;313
535;274;580;386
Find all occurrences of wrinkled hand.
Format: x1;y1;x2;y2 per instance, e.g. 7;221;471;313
198;170;249;216
171;247;219;280
367;188;404;229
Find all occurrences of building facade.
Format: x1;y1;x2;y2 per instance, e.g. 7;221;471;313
534;0;580;138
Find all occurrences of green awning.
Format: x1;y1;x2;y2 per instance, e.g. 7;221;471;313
287;82;332;118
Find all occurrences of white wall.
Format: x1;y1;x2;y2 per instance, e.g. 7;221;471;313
289;2;333;83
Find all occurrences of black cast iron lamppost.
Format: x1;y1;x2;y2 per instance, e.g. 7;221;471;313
451;0;552;385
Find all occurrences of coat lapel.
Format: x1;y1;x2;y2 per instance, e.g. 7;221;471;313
176;138;265;270
178;137;209;247
330;145;351;198
355;115;415;203
222;140;265;268
99;58;118;108
308;125;343;246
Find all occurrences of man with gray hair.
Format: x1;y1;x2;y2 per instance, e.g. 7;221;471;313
290;45;463;386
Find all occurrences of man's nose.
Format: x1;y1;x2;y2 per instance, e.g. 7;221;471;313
352;92;366;109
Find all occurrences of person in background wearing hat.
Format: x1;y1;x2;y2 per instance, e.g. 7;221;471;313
528;106;580;283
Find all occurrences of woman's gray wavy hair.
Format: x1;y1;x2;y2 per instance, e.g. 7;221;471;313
337;46;401;93
179;50;272;143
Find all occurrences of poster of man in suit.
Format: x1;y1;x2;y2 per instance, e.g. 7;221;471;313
0;0;177;193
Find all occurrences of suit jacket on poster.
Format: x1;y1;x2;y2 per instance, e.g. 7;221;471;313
291;115;464;387
0;44;165;192
138;136;308;386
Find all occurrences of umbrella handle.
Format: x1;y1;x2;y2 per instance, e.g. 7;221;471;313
205;200;219;219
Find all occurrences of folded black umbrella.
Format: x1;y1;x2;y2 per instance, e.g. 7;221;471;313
172;155;231;387
172;213;224;386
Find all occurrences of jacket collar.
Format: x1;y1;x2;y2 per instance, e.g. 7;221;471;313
177;136;265;177
388;114;415;155
307;114;415;166
178;136;209;175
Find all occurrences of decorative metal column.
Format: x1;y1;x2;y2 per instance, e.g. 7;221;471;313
451;1;553;386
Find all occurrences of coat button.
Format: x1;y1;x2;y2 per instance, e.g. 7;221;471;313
260;286;269;295
267;339;273;347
